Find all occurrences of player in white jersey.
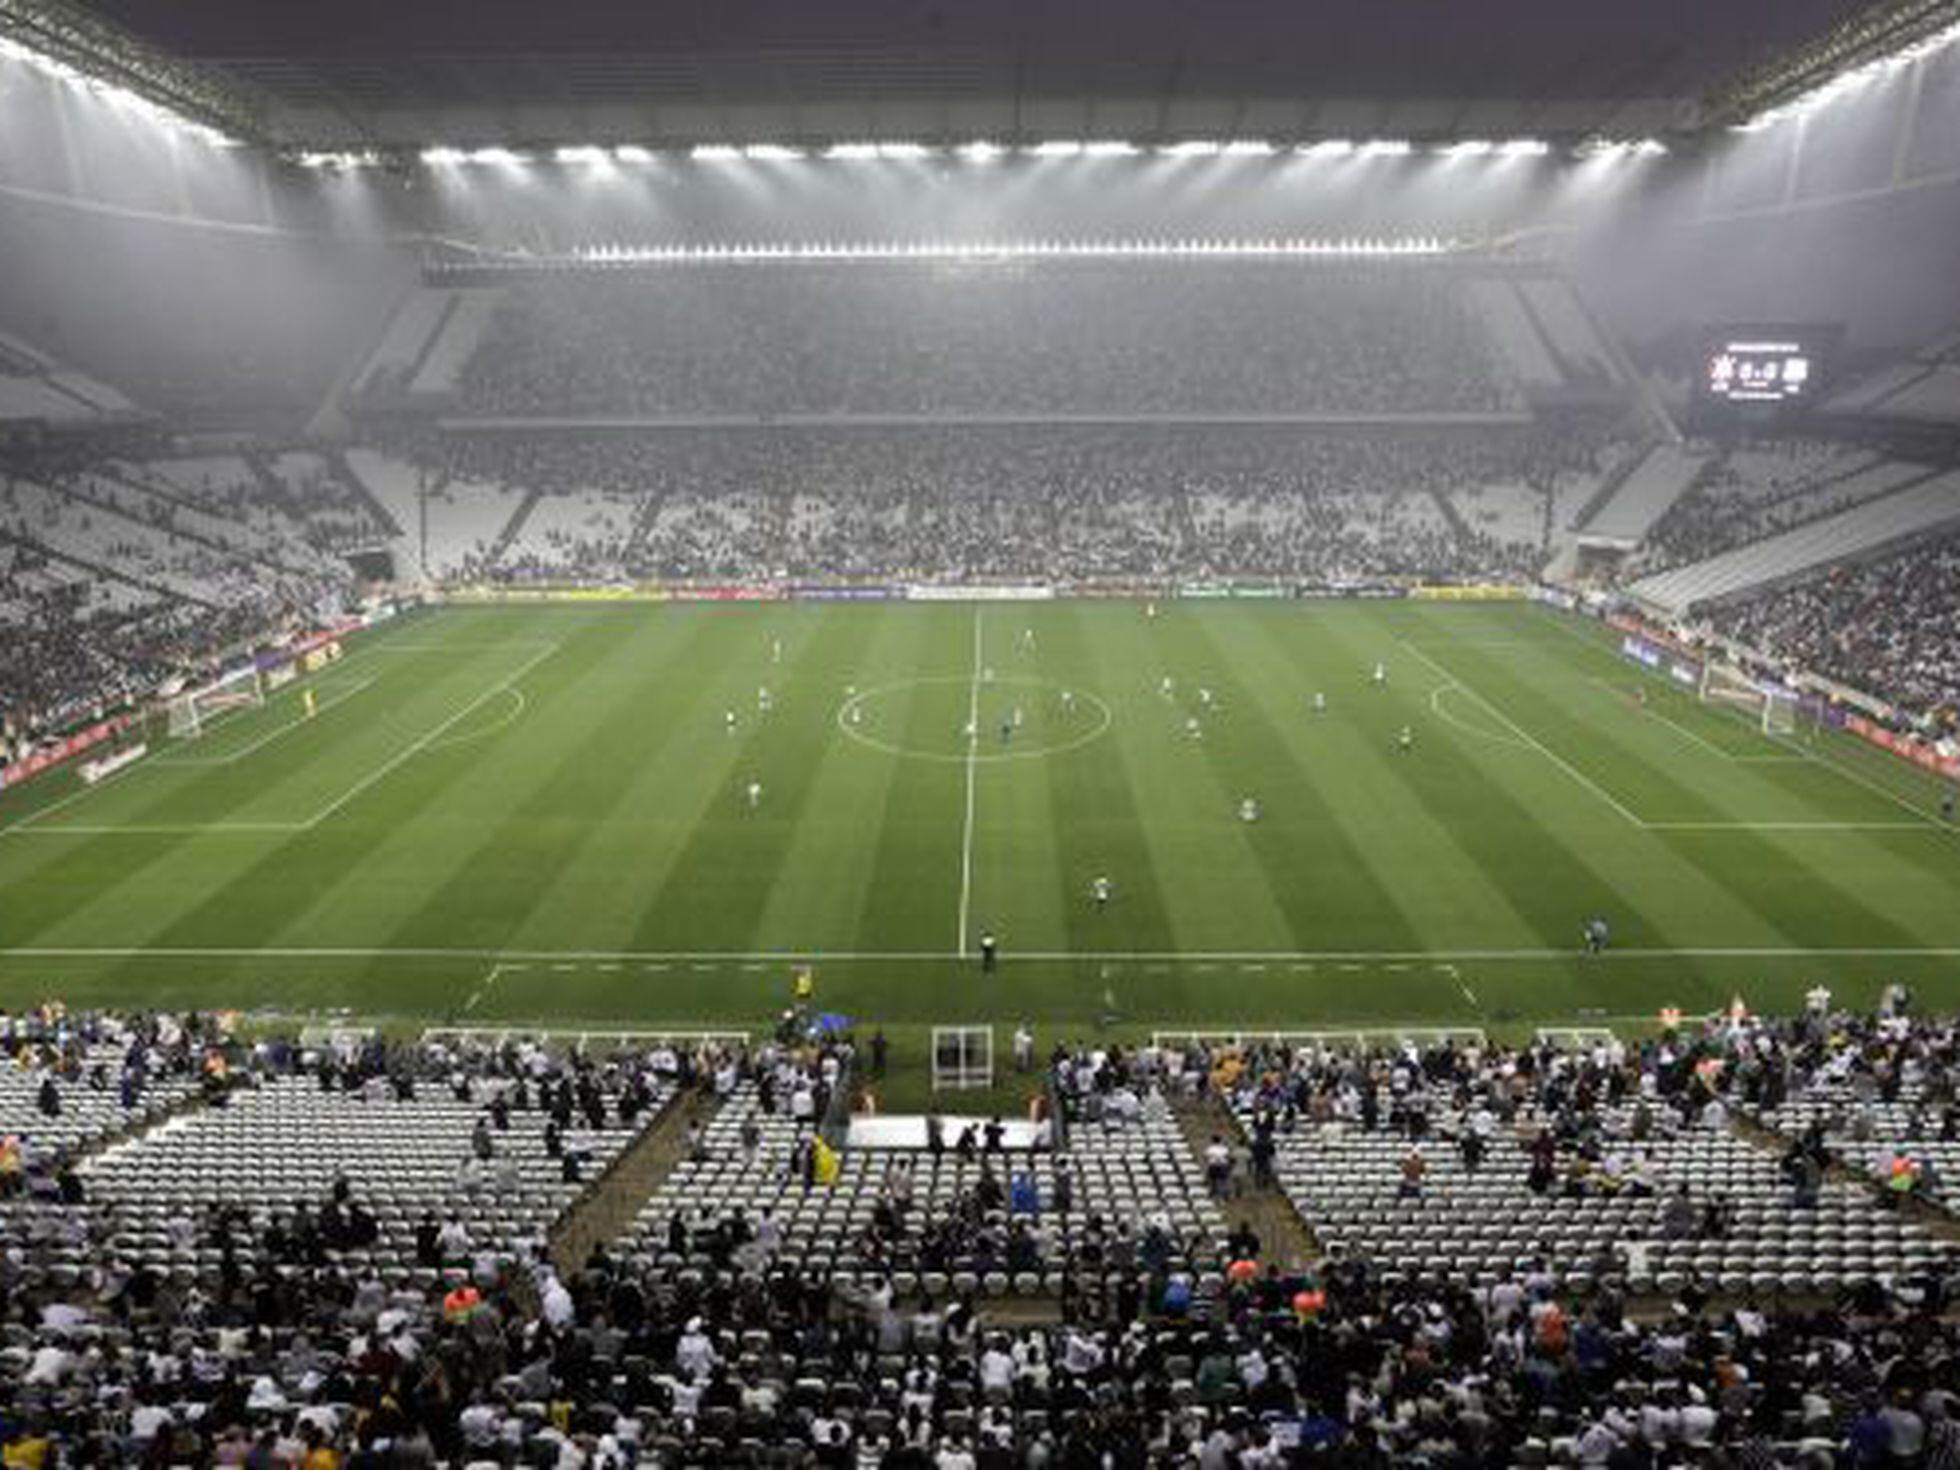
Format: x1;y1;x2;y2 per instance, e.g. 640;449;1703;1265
1198;687;1214;709
1091;875;1112;910
1372;662;1388;688
1396;725;1414;754
1239;796;1261;823
1011;706;1024;729
758;685;773;712
770;637;782;664
745;779;763;809
1186;716;1202;741
1060;689;1076;715
725;709;738;734
1160;676;1175;700
1312;691;1327;716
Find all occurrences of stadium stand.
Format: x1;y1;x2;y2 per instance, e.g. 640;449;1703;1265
1;1009;1959;1465
450;264;1524;419
1627;467;1960;618
1706;528;1960;718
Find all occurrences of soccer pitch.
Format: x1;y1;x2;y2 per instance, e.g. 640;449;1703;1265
3;599;1958;1047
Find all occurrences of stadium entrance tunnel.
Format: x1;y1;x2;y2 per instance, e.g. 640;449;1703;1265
836;674;1112;763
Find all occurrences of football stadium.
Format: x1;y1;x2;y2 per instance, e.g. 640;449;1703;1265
3;0;1960;1463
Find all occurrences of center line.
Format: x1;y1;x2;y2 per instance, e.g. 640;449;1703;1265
957;606;984;956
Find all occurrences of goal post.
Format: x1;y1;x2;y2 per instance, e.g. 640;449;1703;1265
166;665;264;741
1700;662;1811;743
931;1026;995;1091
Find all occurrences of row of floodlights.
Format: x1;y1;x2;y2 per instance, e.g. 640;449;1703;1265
559;237;1463;263
0;35;239;148
297;137;1668;170
1733;16;1960;132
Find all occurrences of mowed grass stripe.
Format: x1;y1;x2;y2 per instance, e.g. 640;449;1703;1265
627;606;883;952
481;608;795;953
1235;606;1561;954
759;608;939;952
850;608;968;954
1039;604;1180;956
1178;606;1432;953
1430;626;1930;953
343;611;677;958
0;627;561;950
1082;606;1298;953
73;613;574;984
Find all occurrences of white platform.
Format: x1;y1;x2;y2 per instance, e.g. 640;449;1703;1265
846;1114;1047;1151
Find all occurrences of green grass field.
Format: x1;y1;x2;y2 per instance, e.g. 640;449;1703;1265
3;598;1957;1094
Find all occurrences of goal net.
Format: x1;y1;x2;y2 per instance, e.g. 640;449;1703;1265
166;666;264;741
1701;662;1805;739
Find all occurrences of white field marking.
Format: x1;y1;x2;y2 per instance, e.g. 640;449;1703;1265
1642;820;1930;831
1439;960;1479;1009
419;685;526;753
1426;683;1532;750
366;641;562;654
1;755;158;834
835;674;1113;764
298;641;559;828
154;675;379;767
956;606;983;956
6;943;1960;964
3;822;307;836
463;963;504;1013
1399;639;1645;826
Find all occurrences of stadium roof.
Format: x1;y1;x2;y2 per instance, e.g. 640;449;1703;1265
68;0;1887;150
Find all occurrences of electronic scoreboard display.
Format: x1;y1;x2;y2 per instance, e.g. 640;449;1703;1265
1695;325;1839;417
1704;339;1816;403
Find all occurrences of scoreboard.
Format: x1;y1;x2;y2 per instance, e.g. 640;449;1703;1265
1692;324;1840;426
1703;339;1816;403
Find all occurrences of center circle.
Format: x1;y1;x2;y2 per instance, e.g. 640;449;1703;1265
836;674;1114;764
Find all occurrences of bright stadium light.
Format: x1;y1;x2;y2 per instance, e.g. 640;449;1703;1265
1359;139;1413;157
1442;139;1495;157
1030;140;1085;157
876;141;930;159
466;147;527;165
1498;138;1551;157
555;145;611;164
1161;140;1224;157
957;140;1006;161
744;143;804;160
1082;140;1140;157
421;147;467;165
544;235;1461;268
613;145;656;163
1577;137;1670;158
691;144;743;161
825;142;881;159
298;149;380;170
1222;139;1277;156
1297;140;1356;157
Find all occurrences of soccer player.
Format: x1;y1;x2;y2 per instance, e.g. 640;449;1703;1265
770;637;782;664
1091;875;1112;910
1145;601;1158;620
725;709;738;734
1239;796;1260;823
1943;787;1956;824
1020;628;1036;653
302;688;317;719
1582;916;1609;955
999;716;1014;746
1186;715;1203;741
847;705;863;727
1312;691;1327;717
964;719;978;743
979;932;998;974
1372;661;1388;688
1011;706;1024;730
1198;687;1214;709
1396;725;1414;754
745;779;763;810
1060;689;1076;716
1160;675;1175;700
757;685;772;713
